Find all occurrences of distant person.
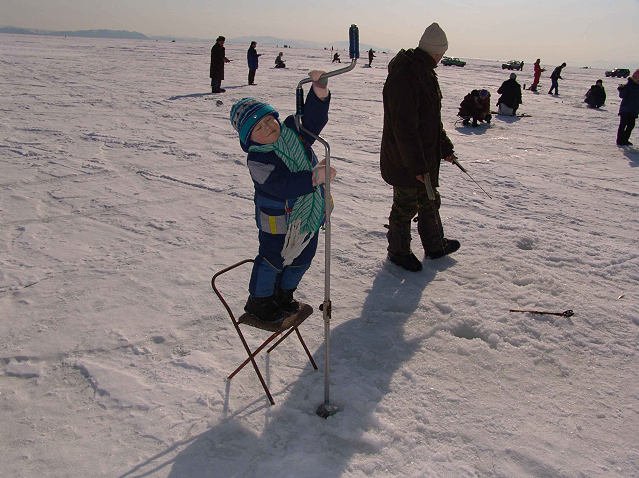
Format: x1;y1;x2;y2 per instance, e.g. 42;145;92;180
497;73;523;115
210;35;231;93
458;89;492;126
616;69;639;146
275;52;286;68
529;58;545;92
247;41;262;85
332;52;341;63
380;22;459;272
519;61;524;71
228;71;334;322
368;48;376;67
548;62;566;95
584;79;606;108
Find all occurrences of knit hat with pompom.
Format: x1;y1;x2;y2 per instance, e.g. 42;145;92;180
230;98;279;152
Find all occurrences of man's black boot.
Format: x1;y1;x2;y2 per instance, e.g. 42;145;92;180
388;252;423;271
427;239;461;259
387;221;421;271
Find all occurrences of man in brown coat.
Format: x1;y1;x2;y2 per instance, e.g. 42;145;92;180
380;22;459;271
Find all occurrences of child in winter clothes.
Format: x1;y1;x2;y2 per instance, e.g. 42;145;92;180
584;80;606;108
617;69;639;146
458;89;492;126
229;71;336;322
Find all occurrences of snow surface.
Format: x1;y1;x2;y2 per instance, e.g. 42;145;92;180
1;34;638;477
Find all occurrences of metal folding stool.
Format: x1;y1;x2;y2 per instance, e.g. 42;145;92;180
211;259;318;405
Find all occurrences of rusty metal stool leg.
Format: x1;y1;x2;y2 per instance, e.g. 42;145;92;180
212;259;316;405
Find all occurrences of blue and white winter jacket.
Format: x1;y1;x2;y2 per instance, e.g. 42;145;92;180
246;89;330;235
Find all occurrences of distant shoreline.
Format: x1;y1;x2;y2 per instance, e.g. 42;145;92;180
0;26;148;40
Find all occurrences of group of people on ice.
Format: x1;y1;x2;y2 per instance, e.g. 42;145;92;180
218;25;639;323
454;56;639;148
456;72;523;126
456;60;565;125
211;37;378;93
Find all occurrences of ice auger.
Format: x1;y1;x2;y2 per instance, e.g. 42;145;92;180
294;24;359;418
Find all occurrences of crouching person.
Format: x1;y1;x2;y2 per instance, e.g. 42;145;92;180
584;79;606;108
229;71;335;323
458;89;492;126
497;73;523;115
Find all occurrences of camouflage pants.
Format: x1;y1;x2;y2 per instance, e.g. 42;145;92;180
387;185;445;255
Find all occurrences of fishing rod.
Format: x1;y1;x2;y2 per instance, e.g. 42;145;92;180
451;157;493;199
294;24;359;419
510;308;574;317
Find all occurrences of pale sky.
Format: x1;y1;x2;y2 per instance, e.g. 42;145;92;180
1;0;638;66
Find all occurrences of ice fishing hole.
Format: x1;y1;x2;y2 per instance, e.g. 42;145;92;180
516;237;535;250
451;323;485;341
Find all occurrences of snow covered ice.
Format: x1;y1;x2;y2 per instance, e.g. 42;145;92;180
1;34;638;477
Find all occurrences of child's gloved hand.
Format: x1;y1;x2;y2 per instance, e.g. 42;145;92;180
312;161;337;186
309;70;329;99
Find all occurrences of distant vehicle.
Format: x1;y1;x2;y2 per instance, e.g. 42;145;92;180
605;68;630;78
502;60;524;71
441;56;466;67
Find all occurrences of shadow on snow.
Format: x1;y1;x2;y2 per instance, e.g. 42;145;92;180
119;257;454;477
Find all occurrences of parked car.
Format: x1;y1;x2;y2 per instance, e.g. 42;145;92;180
502;60;524;71
605;68;630;78
441;56;466;67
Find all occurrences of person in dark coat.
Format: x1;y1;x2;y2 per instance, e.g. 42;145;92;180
616;69;639;146
548;62;566;95
458;89;492;126
210;36;230;93
332;52;341;63
275;52;286;68
368;48;376;67
584;79;606;108
380;23;459;272
247;41;262;85
497;73;523;115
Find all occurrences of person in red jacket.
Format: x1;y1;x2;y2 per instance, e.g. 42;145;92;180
529;59;545;92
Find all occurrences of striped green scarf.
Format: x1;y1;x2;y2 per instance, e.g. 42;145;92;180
249;124;325;264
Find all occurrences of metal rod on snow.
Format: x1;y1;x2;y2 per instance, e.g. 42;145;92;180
451;157;493;199
294;24;359;419
510;308;574;318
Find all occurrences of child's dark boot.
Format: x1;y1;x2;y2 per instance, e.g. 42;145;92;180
244;295;285;323
276;288;299;313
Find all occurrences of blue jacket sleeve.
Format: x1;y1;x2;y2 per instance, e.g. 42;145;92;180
247;151;315;201
284;88;330;146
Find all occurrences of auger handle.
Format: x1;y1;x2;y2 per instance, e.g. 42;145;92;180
295;25;359;124
349;24;359;59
